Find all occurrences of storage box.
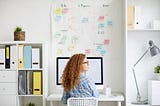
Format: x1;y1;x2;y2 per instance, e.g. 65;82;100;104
148;80;160;105
151;20;160;30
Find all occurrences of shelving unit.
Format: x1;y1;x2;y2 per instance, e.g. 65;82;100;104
148;80;160;105
125;0;160;106
0;41;48;106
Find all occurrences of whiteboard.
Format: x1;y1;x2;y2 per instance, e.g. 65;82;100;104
51;0;113;56
56;57;103;85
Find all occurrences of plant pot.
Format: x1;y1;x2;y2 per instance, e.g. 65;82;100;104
154;73;160;80
14;31;25;41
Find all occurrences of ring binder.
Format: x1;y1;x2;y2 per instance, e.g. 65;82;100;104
5;45;10;69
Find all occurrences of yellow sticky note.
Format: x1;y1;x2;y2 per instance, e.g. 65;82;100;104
55;8;62;14
68;44;75;51
57;48;64;55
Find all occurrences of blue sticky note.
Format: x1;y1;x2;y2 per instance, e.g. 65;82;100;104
107;20;113;26
81;17;89;23
96;45;102;51
55;16;62;21
100;49;106;55
98;23;105;29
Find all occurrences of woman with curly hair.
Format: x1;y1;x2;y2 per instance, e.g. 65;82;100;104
61;53;99;104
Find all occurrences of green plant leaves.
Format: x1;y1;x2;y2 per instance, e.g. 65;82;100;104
14;26;22;32
154;65;160;73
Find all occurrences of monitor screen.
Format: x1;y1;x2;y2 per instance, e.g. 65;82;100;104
56;57;103;85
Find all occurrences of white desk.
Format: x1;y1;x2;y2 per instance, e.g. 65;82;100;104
47;93;124;106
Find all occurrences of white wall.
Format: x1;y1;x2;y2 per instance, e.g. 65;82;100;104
126;31;160;104
0;0;51;42
0;0;124;106
50;0;124;96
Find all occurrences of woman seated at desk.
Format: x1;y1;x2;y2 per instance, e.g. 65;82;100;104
61;53;99;104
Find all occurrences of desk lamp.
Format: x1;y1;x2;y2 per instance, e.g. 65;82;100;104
132;40;160;105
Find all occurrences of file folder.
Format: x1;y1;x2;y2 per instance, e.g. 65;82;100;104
24;46;32;69
134;6;143;29
10;45;17;69
18;45;24;69
33;71;42;95
0;48;5;69
128;6;134;29
32;48;40;69
27;71;33;94
18;70;27;95
5;45;10;69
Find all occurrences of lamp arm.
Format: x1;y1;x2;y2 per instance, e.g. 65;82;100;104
132;47;150;102
133;47;150;67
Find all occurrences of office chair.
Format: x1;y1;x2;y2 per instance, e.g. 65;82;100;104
67;97;98;106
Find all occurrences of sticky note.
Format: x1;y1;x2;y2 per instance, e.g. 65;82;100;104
104;39;110;45
55;7;62;14
98;16;104;21
85;49;91;55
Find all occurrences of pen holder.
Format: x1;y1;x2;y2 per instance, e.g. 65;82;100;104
103;86;111;96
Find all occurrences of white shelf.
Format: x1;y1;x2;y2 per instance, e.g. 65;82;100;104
0;41;47;106
18;95;43;97
126;103;150;106
125;0;160;106
18;68;44;71
128;29;160;32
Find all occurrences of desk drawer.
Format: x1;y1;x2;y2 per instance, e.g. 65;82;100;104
0;95;16;106
0;71;16;82
0;83;17;94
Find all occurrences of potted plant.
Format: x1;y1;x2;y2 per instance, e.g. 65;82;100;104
14;26;25;41
26;102;35;106
154;64;160;80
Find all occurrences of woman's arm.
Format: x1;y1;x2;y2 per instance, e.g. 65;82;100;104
61;91;70;104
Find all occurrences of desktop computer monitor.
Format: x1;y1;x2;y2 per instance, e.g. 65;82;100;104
56;57;103;89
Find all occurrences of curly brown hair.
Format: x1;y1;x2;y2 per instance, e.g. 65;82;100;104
61;53;86;91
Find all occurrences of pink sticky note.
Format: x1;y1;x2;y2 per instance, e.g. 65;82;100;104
104;39;110;45
98;16;104;21
63;8;69;14
85;49;90;55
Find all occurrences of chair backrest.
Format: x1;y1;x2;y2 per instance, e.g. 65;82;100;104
67;97;98;106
